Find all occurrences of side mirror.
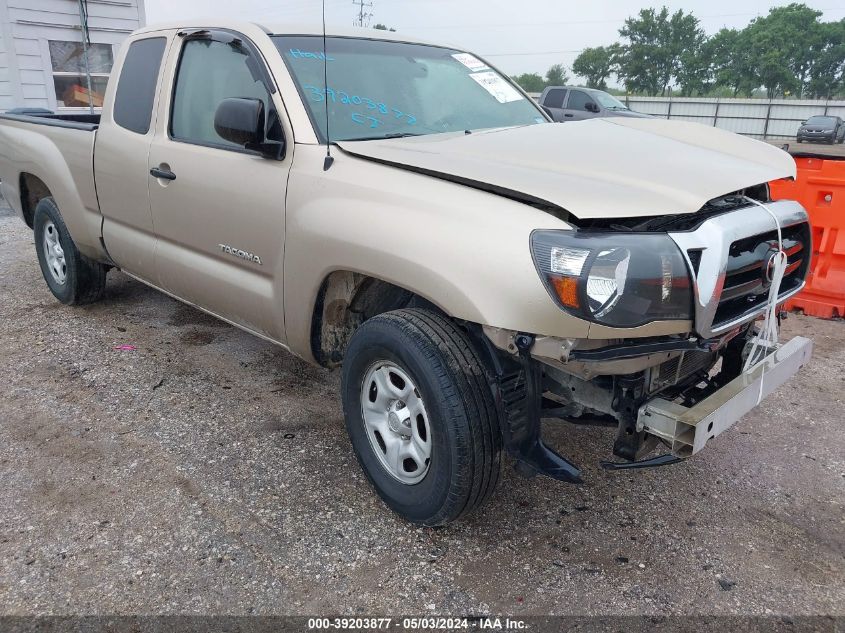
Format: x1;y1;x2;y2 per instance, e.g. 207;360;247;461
585;102;600;113
540;105;555;120
214;97;265;147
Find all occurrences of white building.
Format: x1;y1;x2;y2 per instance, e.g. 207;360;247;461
0;0;145;112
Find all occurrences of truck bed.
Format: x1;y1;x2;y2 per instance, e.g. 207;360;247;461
0;111;103;260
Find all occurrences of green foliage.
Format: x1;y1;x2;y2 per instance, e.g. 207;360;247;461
707;28;759;97
564;3;845;99
511;65;573;92
511;72;546;92
745;3;823;98
545;64;568;86
806;19;845;98
571;45;619;89
616;7;706;96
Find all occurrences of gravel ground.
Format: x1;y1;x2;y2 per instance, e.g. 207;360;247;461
0;193;843;617
765;139;845;157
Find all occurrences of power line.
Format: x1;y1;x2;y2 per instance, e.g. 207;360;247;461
483;49;585;58
409;7;845;30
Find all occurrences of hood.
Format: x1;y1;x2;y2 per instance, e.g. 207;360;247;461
337;118;796;220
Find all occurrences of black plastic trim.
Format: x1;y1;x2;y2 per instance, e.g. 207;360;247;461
568;339;704;362
0;113;98;131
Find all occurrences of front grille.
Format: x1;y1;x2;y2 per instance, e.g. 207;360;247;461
712;222;811;328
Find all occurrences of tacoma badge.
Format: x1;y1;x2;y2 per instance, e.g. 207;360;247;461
218;244;262;265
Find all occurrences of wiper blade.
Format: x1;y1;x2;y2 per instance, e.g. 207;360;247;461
352;132;424;141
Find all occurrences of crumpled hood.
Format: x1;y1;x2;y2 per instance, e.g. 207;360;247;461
337;118;796;219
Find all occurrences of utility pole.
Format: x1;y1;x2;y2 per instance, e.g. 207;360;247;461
77;0;94;114
352;0;373;27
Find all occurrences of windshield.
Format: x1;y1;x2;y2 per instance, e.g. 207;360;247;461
274;36;546;142
592;91;628;110
806;116;835;126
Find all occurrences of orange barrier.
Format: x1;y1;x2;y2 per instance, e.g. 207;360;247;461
770;156;845;319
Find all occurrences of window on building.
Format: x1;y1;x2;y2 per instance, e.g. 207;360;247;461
49;40;113;108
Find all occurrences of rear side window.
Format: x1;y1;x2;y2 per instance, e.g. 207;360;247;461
113;37;167;134
543;88;567;109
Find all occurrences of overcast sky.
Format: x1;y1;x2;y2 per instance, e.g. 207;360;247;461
144;0;845;78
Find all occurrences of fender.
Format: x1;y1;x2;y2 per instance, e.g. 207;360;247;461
282;145;590;363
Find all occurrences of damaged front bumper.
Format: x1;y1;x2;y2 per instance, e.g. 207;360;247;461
476;325;812;483
637;335;813;457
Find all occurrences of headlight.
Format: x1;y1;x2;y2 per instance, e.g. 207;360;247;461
531;230;693;327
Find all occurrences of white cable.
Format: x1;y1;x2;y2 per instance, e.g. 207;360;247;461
741;197;789;402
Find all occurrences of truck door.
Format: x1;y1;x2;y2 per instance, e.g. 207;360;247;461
147;29;292;343
563;90;600;121
95;34;170;282
541;88;568;122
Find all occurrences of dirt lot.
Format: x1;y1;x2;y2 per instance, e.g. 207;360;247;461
765;139;845;158
0;193;843;617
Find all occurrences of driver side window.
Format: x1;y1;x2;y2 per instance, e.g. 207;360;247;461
567;90;595;112
171;38;270;149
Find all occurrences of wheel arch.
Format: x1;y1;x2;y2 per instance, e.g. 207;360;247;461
19;172;53;229
310;270;444;368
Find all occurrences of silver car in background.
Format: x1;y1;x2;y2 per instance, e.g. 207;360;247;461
538;86;650;122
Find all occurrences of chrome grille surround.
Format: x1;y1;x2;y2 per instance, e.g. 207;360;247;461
668;200;810;339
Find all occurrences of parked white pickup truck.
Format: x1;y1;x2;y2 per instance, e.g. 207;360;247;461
0;20;813;525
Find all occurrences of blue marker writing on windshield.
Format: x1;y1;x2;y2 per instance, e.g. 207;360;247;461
289;48;334;61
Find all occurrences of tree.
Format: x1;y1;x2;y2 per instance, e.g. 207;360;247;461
708;28;760;97
572;45;619;89
806;19;845;98
511;73;546;93
672;12;710;95
544;63;568;87
746;4;824;98
373;24;396;32
617;7;706;96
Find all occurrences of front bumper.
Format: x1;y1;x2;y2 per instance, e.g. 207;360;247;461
798;133;834;142
636;335;813;457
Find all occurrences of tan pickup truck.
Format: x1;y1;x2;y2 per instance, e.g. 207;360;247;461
0;20;813;525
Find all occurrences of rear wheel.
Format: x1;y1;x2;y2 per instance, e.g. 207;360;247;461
33;197;107;305
341;308;501;526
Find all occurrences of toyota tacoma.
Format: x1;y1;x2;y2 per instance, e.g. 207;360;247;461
0;21;813;525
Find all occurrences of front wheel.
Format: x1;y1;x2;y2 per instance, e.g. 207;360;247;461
33;197;107;305
341;308;501;526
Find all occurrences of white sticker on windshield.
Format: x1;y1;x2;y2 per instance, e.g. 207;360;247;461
469;71;523;104
452;53;489;72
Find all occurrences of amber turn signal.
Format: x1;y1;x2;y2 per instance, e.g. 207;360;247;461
550;275;580;309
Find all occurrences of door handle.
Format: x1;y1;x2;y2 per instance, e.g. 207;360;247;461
564;113;574;118
150;167;176;181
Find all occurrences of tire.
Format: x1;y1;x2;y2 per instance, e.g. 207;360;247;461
33;197;107;305
341;308;501;526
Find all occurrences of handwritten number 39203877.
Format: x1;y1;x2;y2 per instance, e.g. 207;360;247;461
303;85;417;129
